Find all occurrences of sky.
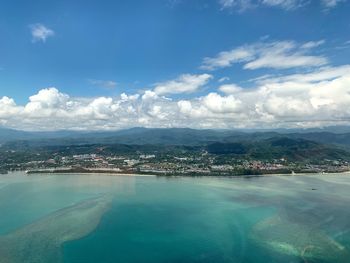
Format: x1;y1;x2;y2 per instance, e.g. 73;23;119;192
0;0;350;131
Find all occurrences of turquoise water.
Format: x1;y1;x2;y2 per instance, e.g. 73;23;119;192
0;173;350;262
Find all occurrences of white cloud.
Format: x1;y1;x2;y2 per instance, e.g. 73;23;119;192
219;0;345;10
322;0;346;8
0;97;21;119
153;74;212;95
219;0;255;11
201;46;254;70
218;77;230;83
261;0;305;9
23;88;69;118
177;65;350;128
30;24;55;43
300;40;325;49
219;0;308;10
178;100;193;115
201;40;327;71
142;90;158;101
218;84;243;94
2;64;350;130
120;93;139;101
202;93;242;113
255;65;350;84
89;79;117;89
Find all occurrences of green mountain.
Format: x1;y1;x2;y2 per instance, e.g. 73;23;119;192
2;127;350;155
207;137;350;162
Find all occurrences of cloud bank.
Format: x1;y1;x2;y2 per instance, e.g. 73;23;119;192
1;65;350;131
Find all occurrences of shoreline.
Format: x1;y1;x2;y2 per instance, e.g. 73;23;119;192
25;169;157;177
21;167;350;177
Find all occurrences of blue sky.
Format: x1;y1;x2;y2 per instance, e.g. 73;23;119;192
0;0;350;130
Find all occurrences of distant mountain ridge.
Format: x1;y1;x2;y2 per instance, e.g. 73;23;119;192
1;127;350;166
1;127;350;150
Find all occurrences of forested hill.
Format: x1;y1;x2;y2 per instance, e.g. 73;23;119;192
206;137;350;162
1;127;350;151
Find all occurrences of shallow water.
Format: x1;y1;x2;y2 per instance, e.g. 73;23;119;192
0;173;349;262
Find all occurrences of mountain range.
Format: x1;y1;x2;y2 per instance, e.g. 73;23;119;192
1;127;350;150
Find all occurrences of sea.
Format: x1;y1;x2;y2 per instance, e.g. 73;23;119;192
0;172;349;263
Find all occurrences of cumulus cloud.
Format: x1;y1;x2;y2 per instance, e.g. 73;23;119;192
29;23;54;43
1;64;350;130
179;66;350;128
202;93;242;113
201;40;327;70
0;97;21;118
153;74;212;95
23;88;69;118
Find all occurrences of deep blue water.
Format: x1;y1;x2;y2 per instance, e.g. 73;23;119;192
0;173;350;263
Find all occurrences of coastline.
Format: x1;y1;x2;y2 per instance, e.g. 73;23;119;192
25;169;157;177
23;167;350;177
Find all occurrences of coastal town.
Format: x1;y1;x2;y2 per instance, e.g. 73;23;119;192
1;149;349;176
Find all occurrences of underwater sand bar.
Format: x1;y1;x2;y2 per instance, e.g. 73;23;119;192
0;195;112;263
